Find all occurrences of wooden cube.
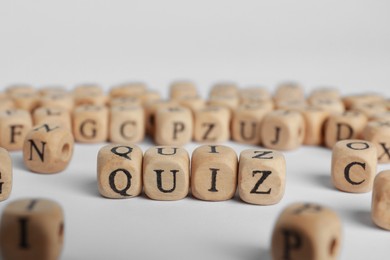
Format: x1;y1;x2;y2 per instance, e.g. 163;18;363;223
0;198;64;260
331;140;377;193
193;106;231;142
109;105;145;144
191;145;237;201
260;110;305;150
33;107;72;130
207;95;240;111
299;106;329;146
97;144;143;199
209;82;238;97
309;98;345;113
144;100;178;136
110;82;147;98
343;93;384;110
324;111;367;148
38;86;67;96
0;147;12;202
140;90;161;105
309;87;340;101
271;203;342;260
274;82;305;102
170;81;198;100
372;170;390;230
0;109;33;151
177;96;205;112
73;84;107;106
238;149;285;205
239;86;271;104
39;93;74;112
369;111;390;122
11;92;41;112
154;106;193;146
275;99;307;110
109;96;141;107
231;104;270;145
23;123;74;174
72;105;108;143
5;84;35;95
363;120;390;163
351;102;388;118
143;146;189;200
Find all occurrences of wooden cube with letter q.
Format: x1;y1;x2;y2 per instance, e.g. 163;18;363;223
271;203;342;260
23;123;74;174
97;144;143;199
238;149;285;205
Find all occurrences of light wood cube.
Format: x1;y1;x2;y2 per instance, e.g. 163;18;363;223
154;106;193;146
110;82;147;98
97;144;143;199
5;85;35;95
170;81;198;100
109;105;145;144
309;98;345;113
309;87;340;101
324;111;368;148
191;145;237;201
72;105;108;143
239;86;271;104
331;140;377;193
372;170;390;230
231;104;270;145
343;93;384;110
193;106;231;142
0;109;33;151
238;149;285;205
23;123;74;174
144;100;178;136
109;96;141;107
275;99;307;110
143;146;189;200
11;92;41;112
363;120;390;163
39;93;74;112
207;95;240;111
271;203;342;260
0;96;15;112
73;84;107;106
274;82;305;102
177;96;205;112
0;147;12;202
351;102;388;118
299;106;329;146
140;90;161;105
33;107;72;130
38;86;67;96
0;199;64;260
209;82;238;97
261;110;305;150
369;111;390;122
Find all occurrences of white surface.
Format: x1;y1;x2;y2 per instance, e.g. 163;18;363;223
0;1;390;259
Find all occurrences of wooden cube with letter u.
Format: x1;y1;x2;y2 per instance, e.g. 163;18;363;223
143;146;190;201
238;149;286;205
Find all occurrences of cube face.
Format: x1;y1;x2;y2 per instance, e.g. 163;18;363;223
97;144;143;199
0;109;33;151
299;106;329;146
154;107;193;146
309;88;340;101
143;146;189;201
372;171;390;230
239;86;271;104
331;140;377;193
231;104;269;145
363;120;390;164
170;81;198;100
110;82;147;98
351;102;387;118
0;199;64;260
309;98;345;114
271;203;342;260
33;107;72;130
39;93;74;112
11;92;41;112
0;147;12;201
191;145;238;201
209;82;238;97
0;96;15;112
193;106;231;142
343;93;384;110
144;100;178;136
274;82;304;102
23;124;74;174
261;110;305;151
109;105;145;144
238;149;285;205
324;111;368;148
72;105;108;143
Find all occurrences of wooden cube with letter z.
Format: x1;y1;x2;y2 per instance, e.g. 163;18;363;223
97;144;143;199
0;199;64;260
143;146;190;201
23;123;74;174
238;149;286;205
271;203;342;260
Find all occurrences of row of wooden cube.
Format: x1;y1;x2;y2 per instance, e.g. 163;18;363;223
98;144;286;205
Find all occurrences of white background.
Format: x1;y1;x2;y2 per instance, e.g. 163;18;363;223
0;1;390;259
